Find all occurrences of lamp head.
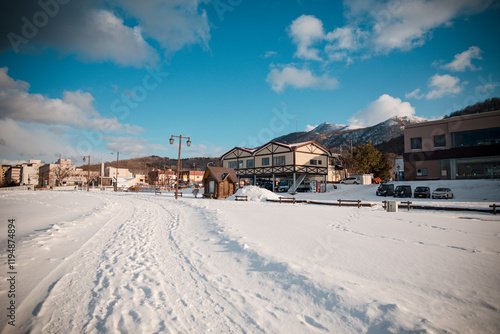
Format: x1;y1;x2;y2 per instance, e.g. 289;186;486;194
187;139;191;147
169;137;174;145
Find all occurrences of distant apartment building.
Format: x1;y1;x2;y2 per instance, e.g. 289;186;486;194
148;170;176;186
180;170;204;184
20;159;41;186
39;159;77;186
1;165;11;185
105;167;133;178
403;110;500;180
4;165;21;185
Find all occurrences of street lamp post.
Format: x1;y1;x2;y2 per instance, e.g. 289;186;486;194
83;156;91;191
111;152;119;192
169;135;191;199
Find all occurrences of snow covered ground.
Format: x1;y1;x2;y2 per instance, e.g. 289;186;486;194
1;180;499;333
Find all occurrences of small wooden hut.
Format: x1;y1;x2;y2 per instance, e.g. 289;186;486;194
202;166;238;199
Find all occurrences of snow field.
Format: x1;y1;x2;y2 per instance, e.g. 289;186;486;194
0;180;499;333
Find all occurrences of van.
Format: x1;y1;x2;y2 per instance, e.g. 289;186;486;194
394;185;412;198
340;177;358;184
376;183;394;196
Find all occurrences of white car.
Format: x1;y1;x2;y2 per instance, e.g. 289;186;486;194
432;187;454;199
340;177;359;184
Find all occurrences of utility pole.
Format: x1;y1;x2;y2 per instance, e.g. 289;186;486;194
83;156;91;191
113;151;119;192
169;135;191;199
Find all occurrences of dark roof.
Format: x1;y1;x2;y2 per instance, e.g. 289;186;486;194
220;140;331;160
204;166;238;183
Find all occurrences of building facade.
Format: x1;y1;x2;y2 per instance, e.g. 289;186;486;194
203;166;238;199
4;165;21;185
148;170;176;186
403;110;500;180
180;170;204;184
20;159;41;186
221;141;342;192
39;159;83;186
105;167;133;178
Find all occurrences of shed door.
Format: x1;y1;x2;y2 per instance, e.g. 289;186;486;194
209;181;215;193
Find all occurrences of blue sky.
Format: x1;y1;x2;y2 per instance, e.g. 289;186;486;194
0;0;499;164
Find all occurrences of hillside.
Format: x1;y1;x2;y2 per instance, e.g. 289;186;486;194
80;156;222;174
273;115;427;154
446;97;500;118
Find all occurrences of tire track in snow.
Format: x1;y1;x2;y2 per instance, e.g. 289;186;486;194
22;194;251;333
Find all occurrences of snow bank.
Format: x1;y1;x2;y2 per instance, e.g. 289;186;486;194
226;185;281;202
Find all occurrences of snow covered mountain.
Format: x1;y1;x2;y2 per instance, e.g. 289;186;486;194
273;115;428;152
310;122;364;133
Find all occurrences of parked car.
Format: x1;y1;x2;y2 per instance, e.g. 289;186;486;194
414;186;431;198
341;177;358;184
376;183;394;196
432;188;454;199
393;185;412;198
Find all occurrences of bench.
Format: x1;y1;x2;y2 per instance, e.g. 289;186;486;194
155;190;161;195
279;196;296;204
235;195;248;201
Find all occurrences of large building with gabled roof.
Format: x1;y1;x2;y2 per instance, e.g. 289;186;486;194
220;140;342;192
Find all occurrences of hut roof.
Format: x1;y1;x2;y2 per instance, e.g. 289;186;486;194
204;166;238;183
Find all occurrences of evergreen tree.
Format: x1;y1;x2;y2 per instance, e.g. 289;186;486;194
348;142;392;180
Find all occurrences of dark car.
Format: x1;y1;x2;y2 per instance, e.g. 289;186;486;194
394;185;412;198
376;183;394;196
414;186;430;198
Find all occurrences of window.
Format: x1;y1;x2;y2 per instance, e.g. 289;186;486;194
416;168;428;176
262;157;270;166
273;156;286;165
318;160;322;165
411;137;422;150
239;160;243;169
228;161;238;169
246;159;254;168
310;159;318;165
434;135;446;148
452;127;500;148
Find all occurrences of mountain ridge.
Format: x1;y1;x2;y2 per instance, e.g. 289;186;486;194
273;115;428;154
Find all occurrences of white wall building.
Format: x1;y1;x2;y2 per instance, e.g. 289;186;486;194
21;159;41;186
105;167;133;178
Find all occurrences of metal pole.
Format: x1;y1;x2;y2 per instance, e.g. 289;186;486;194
87;156;90;192
114;151;119;192
176;136;182;199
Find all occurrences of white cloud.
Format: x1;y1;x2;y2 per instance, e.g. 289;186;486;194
344;0;493;53
326;27;357;50
405;88;424;100
442;46;483;72
288;15;326;61
0;67;142;134
349;94;416;127
263;51;278;58
2;0;210;67
0;119;71;163
108;0;210;55
104;136;166;158
476;83;497;94
426;73;465;99
305;124;317;131
266;65;339;93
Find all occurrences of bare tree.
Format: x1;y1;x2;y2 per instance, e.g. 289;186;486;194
53;164;73;186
